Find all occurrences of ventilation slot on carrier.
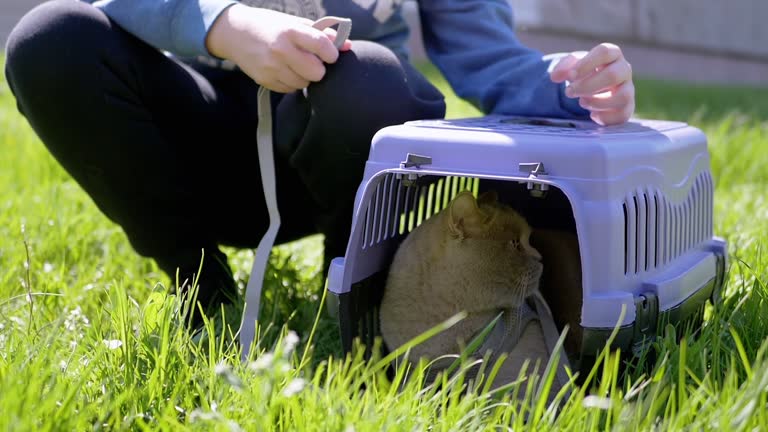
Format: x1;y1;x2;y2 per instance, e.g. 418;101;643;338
360;174;479;250
623;190;659;275
623;172;714;274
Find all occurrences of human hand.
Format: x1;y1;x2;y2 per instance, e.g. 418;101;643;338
206;4;352;93
550;43;634;126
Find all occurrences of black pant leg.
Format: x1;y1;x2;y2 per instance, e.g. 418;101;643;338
5;1;446;321
3;0;252;312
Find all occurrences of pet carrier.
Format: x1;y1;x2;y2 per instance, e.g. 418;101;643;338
324;115;728;369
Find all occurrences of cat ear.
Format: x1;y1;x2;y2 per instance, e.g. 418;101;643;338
448;191;487;237
477;190;498;206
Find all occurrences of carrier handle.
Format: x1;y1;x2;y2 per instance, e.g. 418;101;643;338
239;17;352;361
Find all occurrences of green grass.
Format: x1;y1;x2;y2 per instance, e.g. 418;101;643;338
2;58;768;430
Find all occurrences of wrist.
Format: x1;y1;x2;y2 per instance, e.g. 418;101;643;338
206;3;246;60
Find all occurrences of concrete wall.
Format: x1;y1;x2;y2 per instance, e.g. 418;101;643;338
508;0;768;61
2;0;768;85
405;0;768;85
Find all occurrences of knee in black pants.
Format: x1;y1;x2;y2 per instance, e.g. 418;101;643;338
285;41;446;204
5;0;113;112
5;0;212;260
308;40;447;151
275;41;446;269
5;1;237;321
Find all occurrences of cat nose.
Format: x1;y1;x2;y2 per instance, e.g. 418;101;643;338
530;250;542;261
525;245;542;261
520;235;542;260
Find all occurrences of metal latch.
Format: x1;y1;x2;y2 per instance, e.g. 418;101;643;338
519;162;549;198
632;292;658;356
398;153;432;186
400;153;432;168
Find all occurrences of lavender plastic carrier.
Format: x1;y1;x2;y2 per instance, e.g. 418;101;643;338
325;115;727;366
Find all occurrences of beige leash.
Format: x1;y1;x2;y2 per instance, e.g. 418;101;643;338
240;17;352;360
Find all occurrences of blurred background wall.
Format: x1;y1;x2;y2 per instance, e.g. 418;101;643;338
3;0;767;85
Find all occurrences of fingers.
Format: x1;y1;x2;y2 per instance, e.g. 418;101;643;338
551;42;635;125
223;7;349;93
587;83;635;126
567;59;632;98
277;67;311;90
283;46;327;82
578;81;634;112
549;52;584;83
292;27;339;64
569;43;623;82
590;102;634;126
323;28;353;51
267;80;295;94
266;26;340;90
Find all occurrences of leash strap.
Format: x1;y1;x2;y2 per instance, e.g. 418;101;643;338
475;301;538;358
313;16;352;50
530;291;572;392
240;17;352;360
468;293;572;392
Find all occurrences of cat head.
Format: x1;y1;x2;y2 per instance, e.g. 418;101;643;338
447;191;542;260
445;191;543;299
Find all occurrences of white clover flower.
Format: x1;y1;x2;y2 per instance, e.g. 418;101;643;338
102;339;123;350
215;362;243;390
282;331;300;357
227;421;244;432
582;395;612;410
282;378;306;397
190;409;219;422
64;307;90;332
249;353;274;372
214;363;229;375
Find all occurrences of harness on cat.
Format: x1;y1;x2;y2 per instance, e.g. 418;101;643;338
422;291;571;395
473;291;572;390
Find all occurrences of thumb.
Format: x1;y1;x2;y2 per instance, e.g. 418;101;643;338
549;52;582;83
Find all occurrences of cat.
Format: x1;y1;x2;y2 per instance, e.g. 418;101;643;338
379;190;563;390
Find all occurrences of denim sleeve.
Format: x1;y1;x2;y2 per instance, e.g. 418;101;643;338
417;0;589;119
88;0;237;57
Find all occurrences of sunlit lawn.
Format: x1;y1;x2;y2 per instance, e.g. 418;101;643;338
2;58;768;430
